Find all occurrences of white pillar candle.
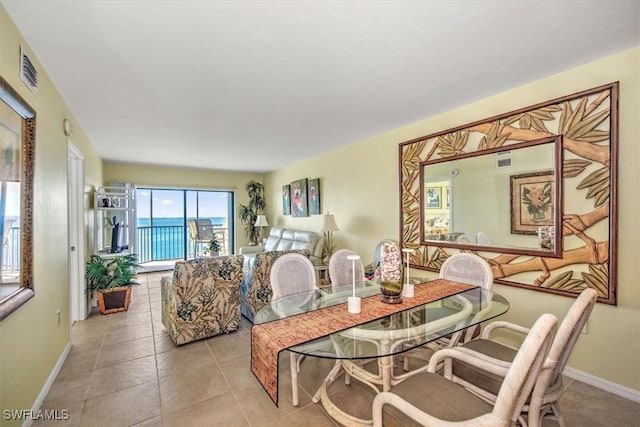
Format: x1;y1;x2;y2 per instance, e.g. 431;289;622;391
347;254;361;313
347;296;361;314
401;248;415;298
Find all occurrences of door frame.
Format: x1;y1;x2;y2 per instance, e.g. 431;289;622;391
68;142;87;322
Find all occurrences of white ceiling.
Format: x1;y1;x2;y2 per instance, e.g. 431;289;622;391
2;1;639;173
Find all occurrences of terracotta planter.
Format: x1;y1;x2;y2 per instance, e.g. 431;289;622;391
97;286;131;315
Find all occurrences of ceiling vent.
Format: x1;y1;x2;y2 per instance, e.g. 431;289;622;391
496;151;512;168
20;46;38;93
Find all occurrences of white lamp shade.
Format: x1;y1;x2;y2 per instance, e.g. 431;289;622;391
254;215;269;227
321;214;339;232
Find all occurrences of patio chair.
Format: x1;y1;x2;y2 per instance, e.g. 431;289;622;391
372;313;558;427
451;288;598;427
187;218;215;258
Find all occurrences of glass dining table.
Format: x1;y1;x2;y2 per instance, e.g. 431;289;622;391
252;280;509;426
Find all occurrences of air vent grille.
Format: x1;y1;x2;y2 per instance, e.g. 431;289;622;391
20;46;38;93
496;151;512;168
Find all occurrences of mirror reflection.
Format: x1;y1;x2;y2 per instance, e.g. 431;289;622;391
0;76;35;321
422;137;561;255
1;182;20;297
1;101;22;299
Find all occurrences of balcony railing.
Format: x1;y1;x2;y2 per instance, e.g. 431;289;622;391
1;227;20;272
1;225;228;272
137;225;228;263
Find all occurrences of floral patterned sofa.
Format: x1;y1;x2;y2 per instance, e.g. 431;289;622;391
240;249;310;322
161;254;244;345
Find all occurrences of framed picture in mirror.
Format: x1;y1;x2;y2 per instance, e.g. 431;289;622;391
510;171;554;234
425;187;442;209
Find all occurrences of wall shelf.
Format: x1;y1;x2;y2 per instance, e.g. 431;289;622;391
94;184;136;256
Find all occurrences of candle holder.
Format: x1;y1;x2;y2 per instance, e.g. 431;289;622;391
347;254;361;313
401;248;415;298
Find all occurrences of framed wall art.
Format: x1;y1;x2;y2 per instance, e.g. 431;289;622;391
425;186;442;209
510;171;554;234
308;178;320;215
282;184;291;215
290;178;308;217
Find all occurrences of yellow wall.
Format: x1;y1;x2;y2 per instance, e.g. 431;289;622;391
0;6;104;425
103;162;263;250
265;47;640;392
1;2;638;420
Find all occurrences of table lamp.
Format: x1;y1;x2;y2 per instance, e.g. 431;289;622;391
320;212;339;262
254;214;269;244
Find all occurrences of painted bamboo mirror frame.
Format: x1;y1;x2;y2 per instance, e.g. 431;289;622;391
399;82;618;304
0;76;35;320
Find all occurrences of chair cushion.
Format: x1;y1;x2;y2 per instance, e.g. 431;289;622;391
455;339;518;396
456;338;563;402
382;372;493;427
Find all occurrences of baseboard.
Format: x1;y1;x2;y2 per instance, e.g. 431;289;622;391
23;341;72;427
564;366;640;403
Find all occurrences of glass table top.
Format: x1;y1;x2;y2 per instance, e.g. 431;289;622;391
253;280;509;360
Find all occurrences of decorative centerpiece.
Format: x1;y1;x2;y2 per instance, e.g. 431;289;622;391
380;280;403;304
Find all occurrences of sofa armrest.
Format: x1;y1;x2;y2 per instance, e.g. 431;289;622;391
239;244;265;255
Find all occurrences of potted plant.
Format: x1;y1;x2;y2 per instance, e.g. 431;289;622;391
238;180;266;245
86;254;139;315
203;236;222;256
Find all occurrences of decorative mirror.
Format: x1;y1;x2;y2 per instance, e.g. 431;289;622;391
0;76;35;320
400;82;618;304
421;136;563;258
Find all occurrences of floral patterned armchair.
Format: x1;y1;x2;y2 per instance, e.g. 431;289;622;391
161;255;244;345
240;249;310;322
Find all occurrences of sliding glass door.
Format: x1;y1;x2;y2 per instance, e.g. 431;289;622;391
136;188;234;263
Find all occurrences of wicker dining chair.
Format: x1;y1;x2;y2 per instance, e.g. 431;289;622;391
329;249;365;286
457;234;472;244
399;252;495;374
269;252;318;406
451;288;598;427
438;252;494;343
372;313;558;427
476;231;491;245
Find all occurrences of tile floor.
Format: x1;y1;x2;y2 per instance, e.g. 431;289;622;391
34;271;640;426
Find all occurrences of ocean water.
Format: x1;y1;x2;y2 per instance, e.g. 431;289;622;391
137;217;225;227
136;217;226;262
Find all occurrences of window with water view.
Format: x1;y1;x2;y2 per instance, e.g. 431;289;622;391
135;188;234;264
